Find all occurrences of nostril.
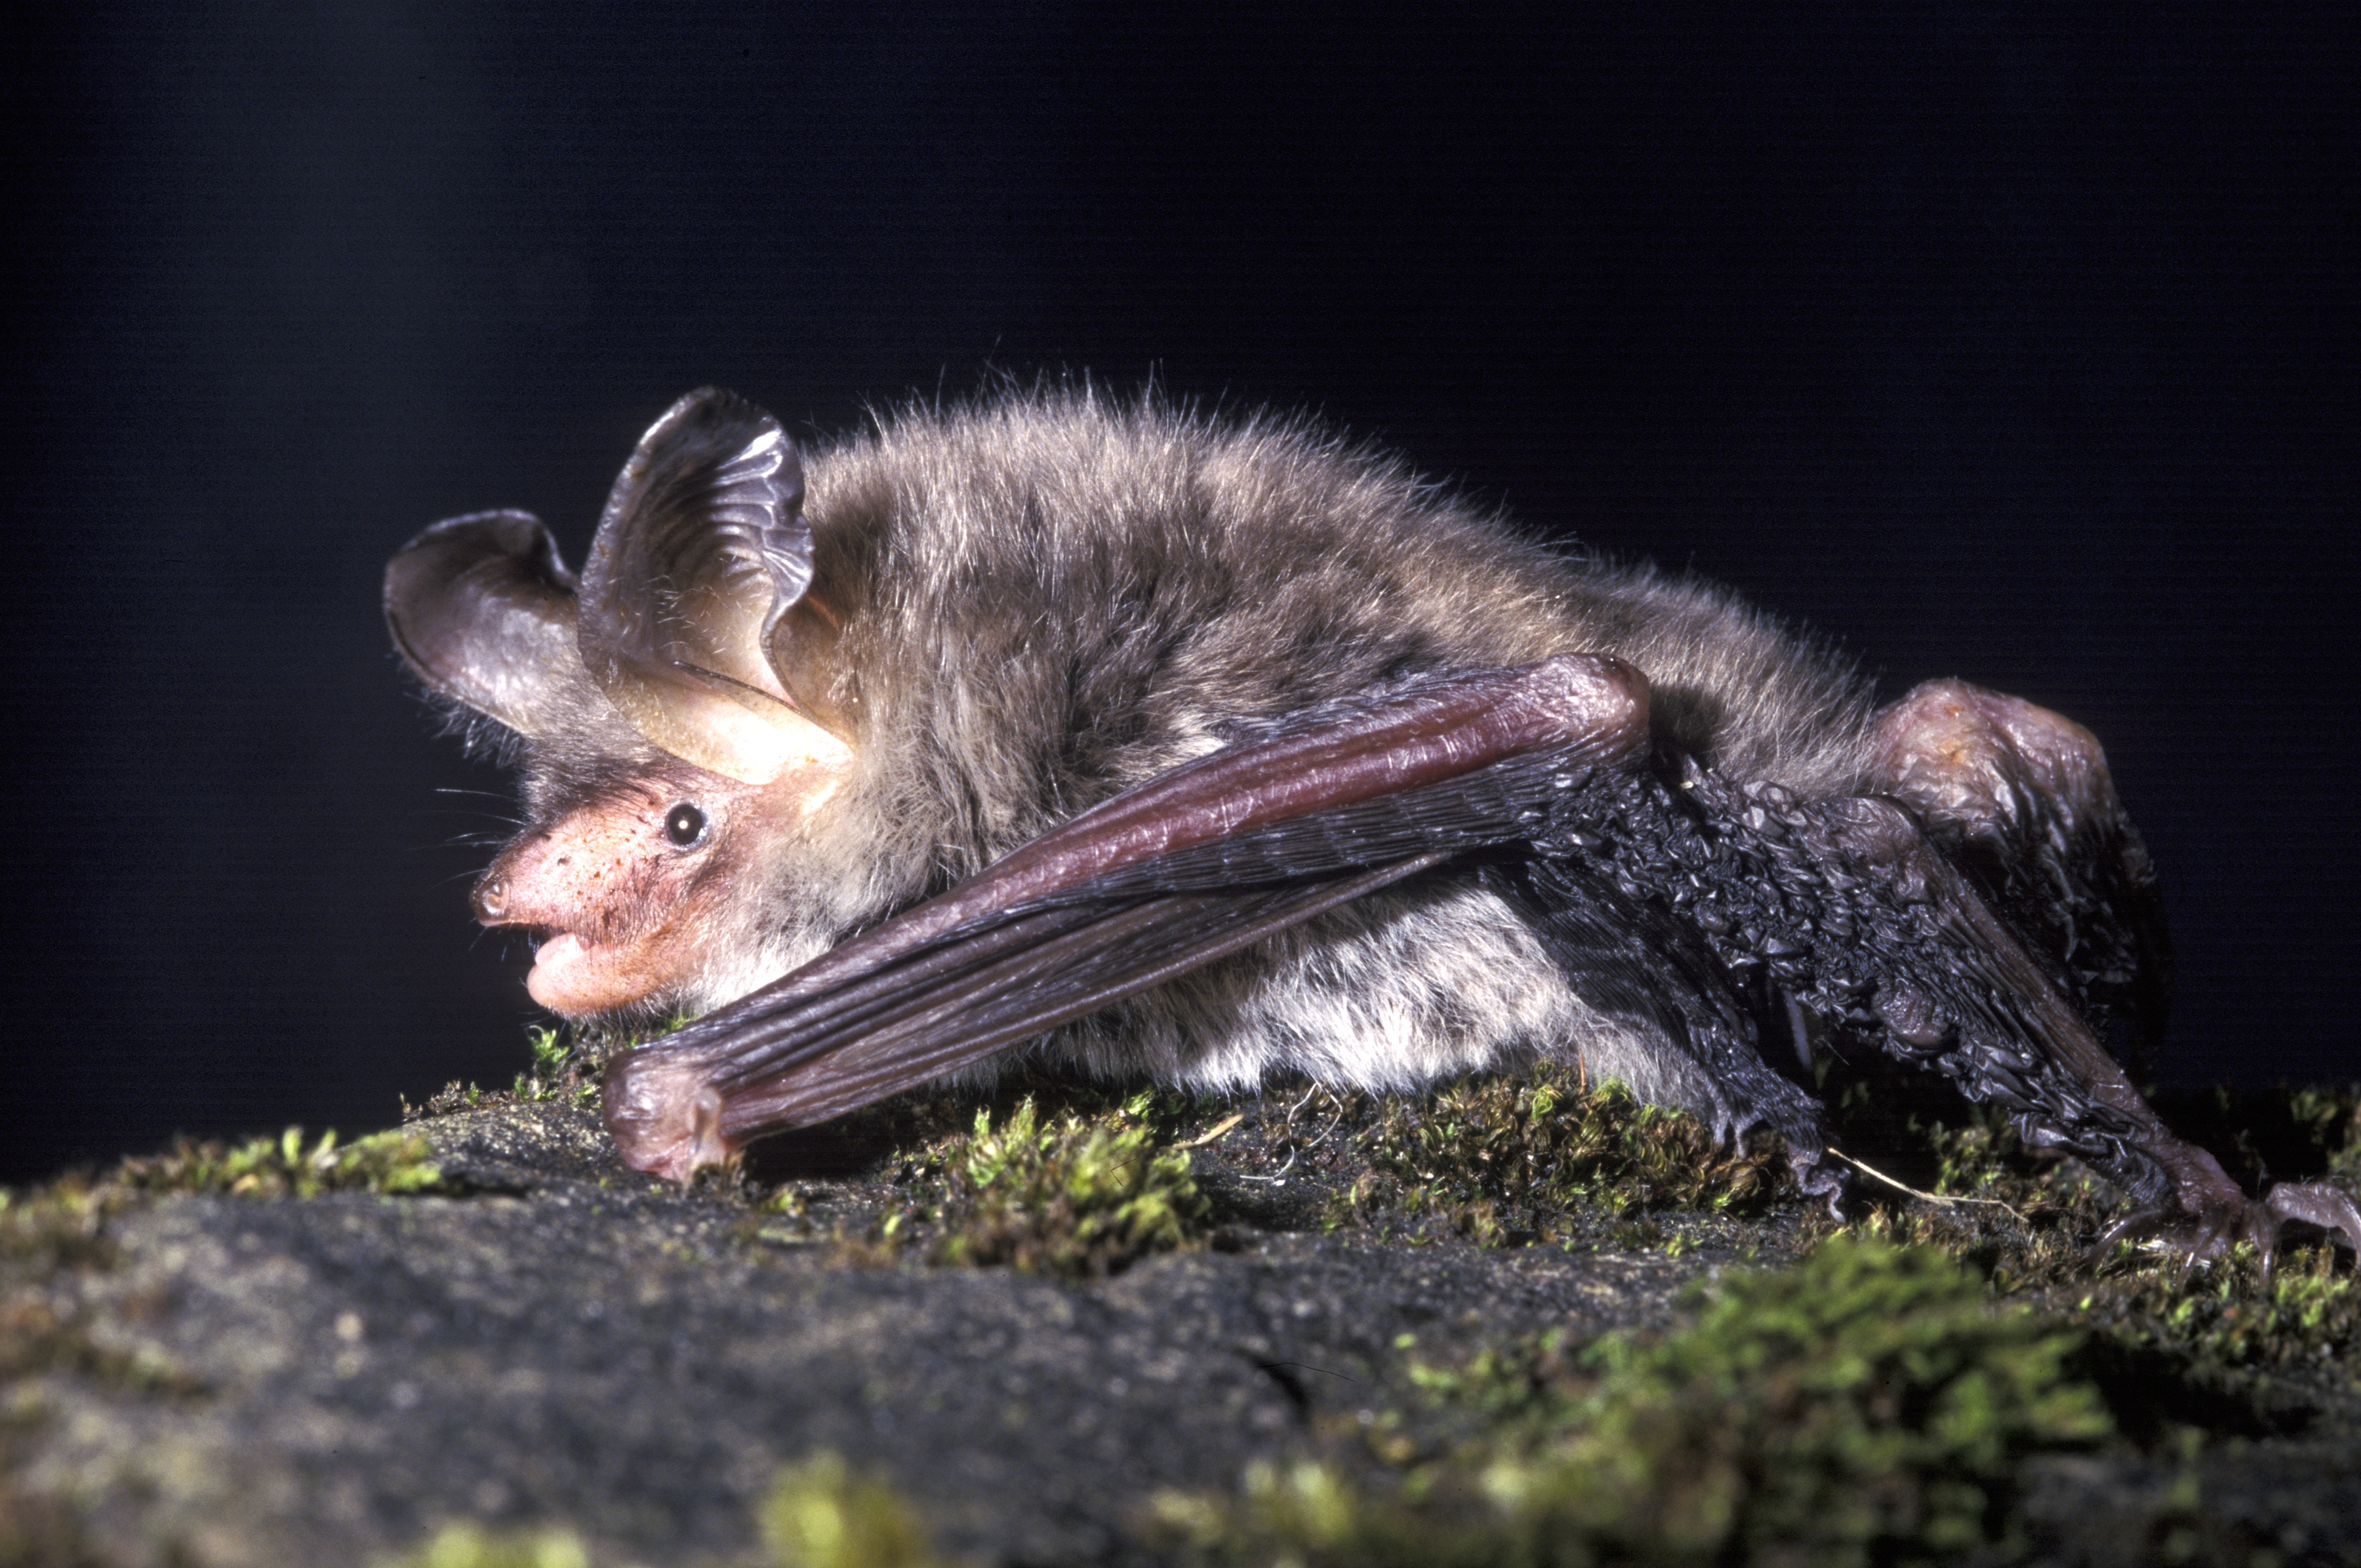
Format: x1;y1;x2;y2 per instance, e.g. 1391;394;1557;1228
473;875;508;923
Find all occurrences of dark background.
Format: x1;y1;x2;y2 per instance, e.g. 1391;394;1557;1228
6;6;2353;1184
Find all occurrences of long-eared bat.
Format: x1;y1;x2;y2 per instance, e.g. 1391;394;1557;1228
386;386;2358;1272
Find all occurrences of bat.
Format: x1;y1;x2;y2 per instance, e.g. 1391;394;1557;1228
386;385;2358;1274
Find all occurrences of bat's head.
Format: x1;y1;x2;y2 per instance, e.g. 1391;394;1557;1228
386;389;856;1021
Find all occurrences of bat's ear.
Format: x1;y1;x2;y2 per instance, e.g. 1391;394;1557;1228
385;509;593;736
577;388;847;782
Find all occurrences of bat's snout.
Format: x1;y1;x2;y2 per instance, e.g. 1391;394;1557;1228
472;872;512;924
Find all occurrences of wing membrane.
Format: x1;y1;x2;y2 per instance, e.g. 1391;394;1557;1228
605;653;1652;1178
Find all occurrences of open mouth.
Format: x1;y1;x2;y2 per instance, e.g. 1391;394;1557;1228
529;929;593;964
523;927;636;1015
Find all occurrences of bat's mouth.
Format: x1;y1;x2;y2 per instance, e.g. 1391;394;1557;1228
529;929;594;964
524;927;667;1017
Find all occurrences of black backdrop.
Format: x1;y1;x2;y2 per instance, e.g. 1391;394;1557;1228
6;6;2353;1183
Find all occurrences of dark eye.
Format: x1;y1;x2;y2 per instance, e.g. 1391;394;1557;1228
664;803;708;847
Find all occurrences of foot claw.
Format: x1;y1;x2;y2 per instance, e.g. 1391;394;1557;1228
2095;1178;2356;1288
2265;1179;2361;1265
2092;1205;2168;1266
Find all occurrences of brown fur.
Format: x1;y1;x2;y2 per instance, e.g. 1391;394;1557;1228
498;387;1880;1104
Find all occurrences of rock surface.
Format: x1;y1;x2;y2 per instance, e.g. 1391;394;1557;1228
5;1093;2358;1566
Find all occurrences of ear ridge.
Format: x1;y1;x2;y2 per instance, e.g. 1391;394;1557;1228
767;593;856;740
384;509;592;736
577;388;841;782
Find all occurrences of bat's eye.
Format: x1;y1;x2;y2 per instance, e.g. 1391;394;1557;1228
664;803;709;848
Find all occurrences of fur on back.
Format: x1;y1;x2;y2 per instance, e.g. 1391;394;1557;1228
648;386;1882;1099
780;386;1874;916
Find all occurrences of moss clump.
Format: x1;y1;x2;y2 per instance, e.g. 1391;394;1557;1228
1333;1068;1785;1245
104;1125;448;1200
0;1178;129;1274
508;1023;603;1108
925;1092;1206;1275
405;1022;624;1121
1;1128;447;1400
1;1127;443;1271
1825;1112;2118;1295
2079;1257;2360;1375
843;1091;1208;1277
1537;1237;2114;1558
372;1455;942;1568
1823;1086;2361;1384
760;1451;945;1568
378;1523;592;1568
1160;1238;2114;1567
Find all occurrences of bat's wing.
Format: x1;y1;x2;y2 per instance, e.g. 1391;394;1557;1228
604;653;1655;1180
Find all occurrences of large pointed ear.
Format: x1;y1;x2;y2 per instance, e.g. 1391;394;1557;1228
385;509;592;736
577;388;841;782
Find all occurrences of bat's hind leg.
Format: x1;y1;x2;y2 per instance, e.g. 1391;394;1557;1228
1859;679;2358;1279
1870;679;2172;1075
1496;854;1839;1201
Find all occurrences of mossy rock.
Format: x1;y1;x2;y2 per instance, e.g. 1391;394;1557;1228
5;1065;2357;1565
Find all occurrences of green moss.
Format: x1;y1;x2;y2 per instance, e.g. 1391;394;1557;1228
508;1024;601;1108
760;1451;946;1568
0;1176;128;1274
378;1523;592;1568
0;1129;449;1398
854;1091;1209;1277
1;1127;443;1274
370;1455;942;1568
2075;1255;2361;1375
102;1125;449;1199
1331;1068;1785;1245
1160;1238;2115;1567
1822;1113;2112;1297
527;1022;571;1077
1821;1087;2361;1386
